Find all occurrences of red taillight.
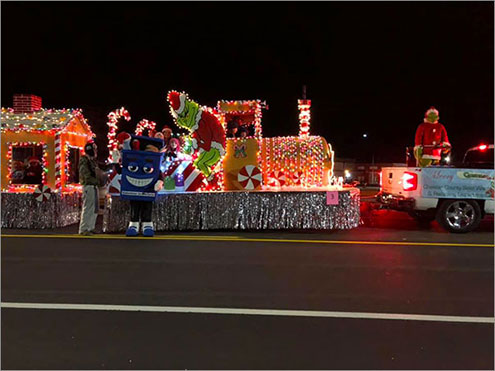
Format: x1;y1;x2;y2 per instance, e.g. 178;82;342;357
478;144;487;151
402;171;418;191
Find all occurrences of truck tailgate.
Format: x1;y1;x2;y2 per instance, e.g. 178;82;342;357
381;167;421;197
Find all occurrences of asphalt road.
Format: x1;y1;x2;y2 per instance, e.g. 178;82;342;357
2;209;494;369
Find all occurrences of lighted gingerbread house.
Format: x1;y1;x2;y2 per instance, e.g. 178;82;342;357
1;94;93;193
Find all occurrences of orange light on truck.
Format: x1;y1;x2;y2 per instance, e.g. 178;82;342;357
478;144;487;151
402;172;418;191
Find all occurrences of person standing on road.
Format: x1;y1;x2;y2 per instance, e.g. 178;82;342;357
78;140;100;236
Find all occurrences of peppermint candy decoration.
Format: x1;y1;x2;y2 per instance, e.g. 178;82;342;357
291;171;303;185
238;165;262;190
267;170;286;187
34;184;51;202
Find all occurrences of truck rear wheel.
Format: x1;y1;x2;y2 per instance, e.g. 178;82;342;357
436;200;482;233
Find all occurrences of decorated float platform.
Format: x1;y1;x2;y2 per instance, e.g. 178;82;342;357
2;92;361;231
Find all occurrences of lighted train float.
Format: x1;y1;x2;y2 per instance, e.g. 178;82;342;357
102;92;359;232
107;93;336;194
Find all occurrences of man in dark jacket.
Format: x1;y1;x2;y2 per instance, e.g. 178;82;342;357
78;140;100;235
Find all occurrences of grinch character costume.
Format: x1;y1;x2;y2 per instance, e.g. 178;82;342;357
167;91;226;180
414;107;451;167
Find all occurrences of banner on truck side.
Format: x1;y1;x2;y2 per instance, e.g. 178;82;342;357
422;168;495;199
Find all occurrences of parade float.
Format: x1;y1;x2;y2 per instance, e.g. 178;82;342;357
102;91;360;232
1;94;94;228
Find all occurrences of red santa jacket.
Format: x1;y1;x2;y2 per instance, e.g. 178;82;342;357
191;110;226;155
415;122;450;160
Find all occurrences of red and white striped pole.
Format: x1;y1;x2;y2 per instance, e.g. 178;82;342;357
298;85;311;137
54;133;62;190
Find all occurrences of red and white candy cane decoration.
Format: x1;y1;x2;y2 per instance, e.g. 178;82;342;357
107;107;131;162
298;99;311;137
34;184;51;202
238;165;263;190
135;119;156;136
54;133;62;190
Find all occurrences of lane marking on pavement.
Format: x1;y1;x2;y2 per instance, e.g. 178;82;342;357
1;234;494;247
1;302;494;324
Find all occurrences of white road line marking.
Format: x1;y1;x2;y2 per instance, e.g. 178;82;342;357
1;302;493;324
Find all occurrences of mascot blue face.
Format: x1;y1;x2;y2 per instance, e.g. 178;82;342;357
121;150;163;201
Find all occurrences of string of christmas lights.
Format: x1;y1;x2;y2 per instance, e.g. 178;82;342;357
63;143;83;191
106;107;131;162
5;141;48;192
298;99;311;137
217;100;264;175
135;119;156;136
2;106;93;193
263;136;331;189
1;107;91;133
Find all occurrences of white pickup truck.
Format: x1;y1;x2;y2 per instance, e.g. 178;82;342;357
377;144;494;233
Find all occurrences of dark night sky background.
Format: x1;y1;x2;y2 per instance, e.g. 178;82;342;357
2;2;493;162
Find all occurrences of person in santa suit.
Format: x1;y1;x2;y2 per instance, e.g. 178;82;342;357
414;107;451;167
167;91;226;180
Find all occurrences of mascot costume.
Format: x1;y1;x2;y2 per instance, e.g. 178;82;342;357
119;134;164;237
414;107;451;167
167;91;226;182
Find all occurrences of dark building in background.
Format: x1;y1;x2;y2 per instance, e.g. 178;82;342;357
334;157;406;186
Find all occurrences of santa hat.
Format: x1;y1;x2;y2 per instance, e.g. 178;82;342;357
168;91;186;115
28;156;40;164
116;131;131;144
162;125;173;134
116;132;131;150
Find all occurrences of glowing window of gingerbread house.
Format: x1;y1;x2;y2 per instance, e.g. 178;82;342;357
217;100;267;139
10;144;45;185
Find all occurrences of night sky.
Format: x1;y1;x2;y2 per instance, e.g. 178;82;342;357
2;2;493;162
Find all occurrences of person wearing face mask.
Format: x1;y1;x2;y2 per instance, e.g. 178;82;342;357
414;107;451;167
78;140;100;235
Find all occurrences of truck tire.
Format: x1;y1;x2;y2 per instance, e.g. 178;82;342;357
436;199;482;233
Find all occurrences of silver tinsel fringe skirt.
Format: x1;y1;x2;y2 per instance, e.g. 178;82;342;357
1;192;82;229
103;189;360;232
